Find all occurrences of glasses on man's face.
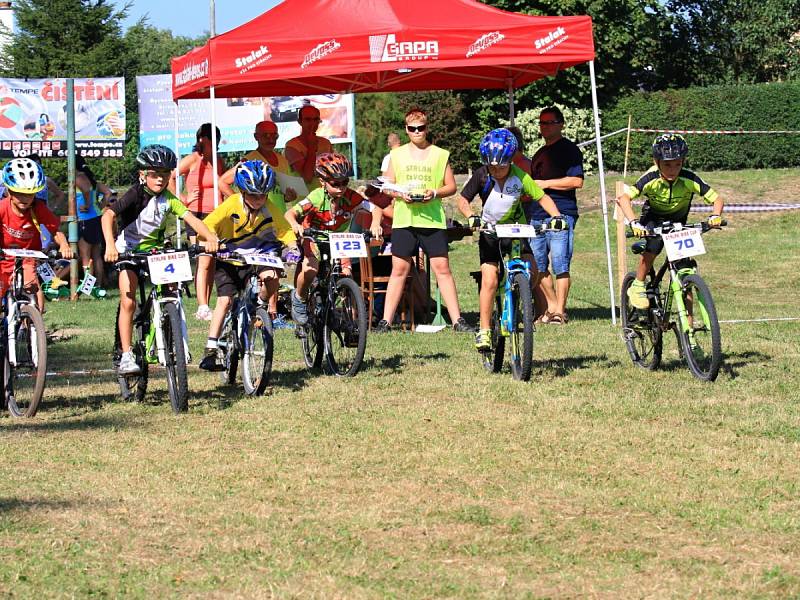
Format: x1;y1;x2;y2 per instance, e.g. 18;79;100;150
406;124;427;133
146;169;171;179
325;178;349;189
539;120;562;126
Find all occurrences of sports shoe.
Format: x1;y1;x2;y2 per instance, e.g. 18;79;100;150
199;348;224;372
290;290;309;325
474;328;492;352
374;319;391;333
118;351;141;375
195;304;213;321
626;280;649;310
272;314;295;330
453;317;476;333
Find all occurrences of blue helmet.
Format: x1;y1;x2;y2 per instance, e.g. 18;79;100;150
234;160;275;194
2;158;46;194
479;128;518;167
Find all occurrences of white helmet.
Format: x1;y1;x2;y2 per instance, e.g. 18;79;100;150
2;158;46;194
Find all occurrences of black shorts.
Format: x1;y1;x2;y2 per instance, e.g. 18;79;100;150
184;212;210;240
214;261;272;297
391;227;448;259
478;232;532;265
78;216;102;245
640;204;690;255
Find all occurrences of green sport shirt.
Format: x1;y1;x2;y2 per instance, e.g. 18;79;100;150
625;166;719;216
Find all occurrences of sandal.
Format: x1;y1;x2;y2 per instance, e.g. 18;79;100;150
547;313;565;325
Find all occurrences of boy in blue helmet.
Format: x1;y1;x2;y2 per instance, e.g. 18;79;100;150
456;128;565;352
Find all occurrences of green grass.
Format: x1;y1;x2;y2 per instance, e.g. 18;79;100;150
2;170;800;597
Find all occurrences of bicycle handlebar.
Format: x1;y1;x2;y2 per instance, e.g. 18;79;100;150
626;220;727;239
302;228;374;242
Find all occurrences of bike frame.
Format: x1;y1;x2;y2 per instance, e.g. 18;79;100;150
223;271;260;359
5;257;39;366
498;239;531;337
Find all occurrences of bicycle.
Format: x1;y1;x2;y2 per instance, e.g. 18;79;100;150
215;250;276;396
477;223;545;382
620;220;725;381
297;228;369;377
0;249;49;417
112;246;196;412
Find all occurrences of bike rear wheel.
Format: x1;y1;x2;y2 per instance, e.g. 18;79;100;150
5;304;47;417
163;303;189;412
620;273;662;370
301;291;323;370
324;277;368;377
677;274;722;381
508;272;534;381
482;297;505;373
242;308;273;396
218;311;239;385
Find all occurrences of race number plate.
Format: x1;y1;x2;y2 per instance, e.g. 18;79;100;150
147;251;193;285
663;228;706;261
243;253;285;270
37;262;56;283
3;249;47;259
329;233;367;259
494;224;538;238
79;274;96;296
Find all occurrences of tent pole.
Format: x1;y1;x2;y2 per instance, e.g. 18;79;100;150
174;100;183;248
507;78;515;125
589;60;617;325
210;85;220;209
350;94;358;179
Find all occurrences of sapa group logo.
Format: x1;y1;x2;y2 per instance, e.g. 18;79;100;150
535;27;568;53
301;39;341;69
369;34;439;63
236;44;272;74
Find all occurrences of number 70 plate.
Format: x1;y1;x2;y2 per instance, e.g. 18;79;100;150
663;228;706;261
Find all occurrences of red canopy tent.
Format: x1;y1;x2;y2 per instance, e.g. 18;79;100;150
170;0;618;321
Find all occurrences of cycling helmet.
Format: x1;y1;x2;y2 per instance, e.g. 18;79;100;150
479;128;518;166
652;133;688;161
315;152;351;180
2;158;45;194
136;144;177;170
234;160;276;194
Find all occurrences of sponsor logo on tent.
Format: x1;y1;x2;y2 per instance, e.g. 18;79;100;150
466;31;505;58
175;59;209;87
535;27;568;54
236;44;272;74
368;34;439;63
301;40;342;70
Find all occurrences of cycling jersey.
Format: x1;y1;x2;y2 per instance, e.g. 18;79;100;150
626;166;719;216
204;191;287;251
0;198;59;251
111;185;188;252
293;187;372;232
460;164;545;225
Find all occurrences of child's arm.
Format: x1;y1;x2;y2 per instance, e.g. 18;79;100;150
101;208;119;262
183;213;219;252
52;231;73;259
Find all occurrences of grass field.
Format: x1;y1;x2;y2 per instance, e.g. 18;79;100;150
2;169;799;597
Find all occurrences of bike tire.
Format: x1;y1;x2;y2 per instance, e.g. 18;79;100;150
242;308;273;396
163;303;189;413
481;298;504;373
620;273;662;371
218;312;238;385
301;291;323;371
323;277;368;377
677;274;722;382
5;304;47;418
508;272;534;381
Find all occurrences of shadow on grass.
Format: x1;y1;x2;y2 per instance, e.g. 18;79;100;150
194;365;315;410
719;350;771;380
361;352;449;374
538;353;621;377
562;305;613;322
0;497;76;514
1;412;137;432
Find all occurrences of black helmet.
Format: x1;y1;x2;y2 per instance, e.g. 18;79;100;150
652;134;688;161
136;144;177;170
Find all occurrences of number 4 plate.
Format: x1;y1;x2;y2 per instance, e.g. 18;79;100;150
329;233;367;259
147;252;193;285
663;228;706;261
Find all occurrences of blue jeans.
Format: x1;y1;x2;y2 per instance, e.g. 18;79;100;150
529;214;577;276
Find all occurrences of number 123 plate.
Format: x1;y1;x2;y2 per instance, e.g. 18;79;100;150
329;233;367;258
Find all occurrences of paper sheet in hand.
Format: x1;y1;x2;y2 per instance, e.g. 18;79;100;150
275;172;309;198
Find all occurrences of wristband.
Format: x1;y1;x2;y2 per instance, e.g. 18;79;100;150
432;190;438;199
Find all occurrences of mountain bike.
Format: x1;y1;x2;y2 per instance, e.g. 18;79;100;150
477;223;545;382
216;250;277;396
0;249;49;417
297;228;368;377
620;220;725;381
112;247;195;412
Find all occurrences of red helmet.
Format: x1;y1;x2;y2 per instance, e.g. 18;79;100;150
315;152;351;180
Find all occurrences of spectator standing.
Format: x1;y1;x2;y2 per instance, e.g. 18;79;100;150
75;156;114;289
284;105;332;192
526;107;584;324
380;132;401;175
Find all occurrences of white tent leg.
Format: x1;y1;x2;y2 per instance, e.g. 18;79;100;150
210;85;220;209
589;60;617;325
174;100;183;248
507;77;515;125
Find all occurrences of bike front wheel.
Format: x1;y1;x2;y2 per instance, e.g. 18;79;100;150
508;272;534;381
323;278;368;377
677;274;722;381
242;308;273;396
218;312;239;385
620;273;662;371
482;297;505;373
5;304;47;417
301;291;323;371
163;303;189;413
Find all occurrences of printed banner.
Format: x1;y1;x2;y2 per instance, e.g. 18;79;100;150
0;77;125;159
137;74;354;155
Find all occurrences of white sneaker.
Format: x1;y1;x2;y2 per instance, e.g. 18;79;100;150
195;304;213;321
118;351;141;375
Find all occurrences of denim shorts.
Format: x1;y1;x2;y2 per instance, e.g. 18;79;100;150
529;214;577;276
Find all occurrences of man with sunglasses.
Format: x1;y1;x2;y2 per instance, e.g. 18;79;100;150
526;106;584;325
285;104;333;192
378;107;474;333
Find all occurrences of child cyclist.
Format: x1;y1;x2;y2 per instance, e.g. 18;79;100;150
198;160;290;371
102;145;219;376
284;152;383;326
0;158;73;311
456;128;566;352
616;134;724;309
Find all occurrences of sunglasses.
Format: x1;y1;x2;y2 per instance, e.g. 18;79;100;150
406;124;427;133
325;178;349;188
146;169;172;179
539;120;562;125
